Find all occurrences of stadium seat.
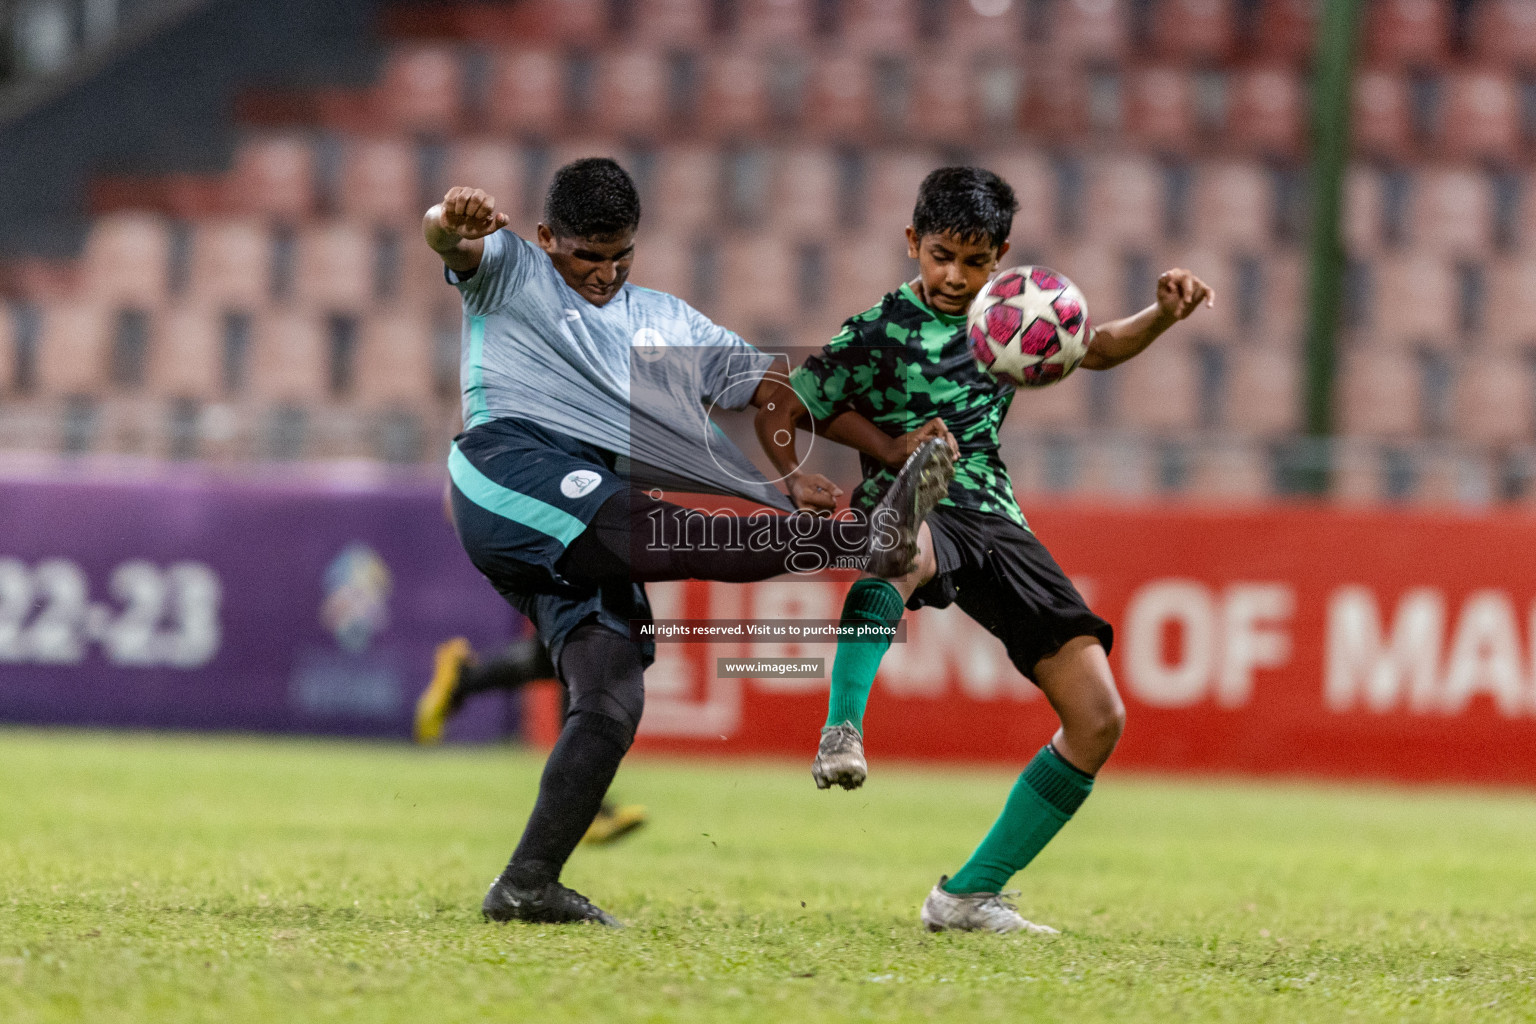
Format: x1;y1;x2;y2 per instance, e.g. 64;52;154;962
908;49;978;145
719;235;798;330
767;147;841;236
627;230;694;298
1482;258;1536;350
1123;66;1197;150
1361;0;1450;66
1253;0;1317;63
1411;168;1491;256
187;221;271;306
829;234;910;322
1115;338;1200;431
634;0;711;43
36;302;112;396
1151;0;1235;61
648;146;722;233
148;305;222;400
1047;244;1118;326
1453;351;1533;443
1468;0;1536;67
222;136;316;220
1186;440;1272;501
78;214;170;305
699;49;773;137
248;310;328;402
1192;160;1272;249
739;0;814;42
336;138;420;224
804;53;877;142
368;46;463;133
1225;67;1304;156
1351;70;1413;159
293;223;374;313
1342;164;1384;254
1020;63;1096;143
595;48;670;136
355;313;435;407
1083;154;1161;246
843;0;916;51
1226;344;1300;436
441;140;523;225
1372;253;1457;349
1439;70;1519;163
866;150;940;236
1337;345;1422;437
485;49;565;136
1000;369;1088;431
1050;0;1131;61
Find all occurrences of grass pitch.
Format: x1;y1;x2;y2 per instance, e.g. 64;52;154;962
2;730;1535;1023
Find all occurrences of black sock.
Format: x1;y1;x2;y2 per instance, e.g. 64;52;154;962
458;637;556;697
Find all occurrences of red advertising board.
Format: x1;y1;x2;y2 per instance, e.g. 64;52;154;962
528;502;1536;786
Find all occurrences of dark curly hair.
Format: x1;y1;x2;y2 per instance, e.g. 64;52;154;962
911;166;1018;250
543;157;642;239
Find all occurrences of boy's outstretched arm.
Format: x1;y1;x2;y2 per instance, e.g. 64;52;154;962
1081;267;1214;370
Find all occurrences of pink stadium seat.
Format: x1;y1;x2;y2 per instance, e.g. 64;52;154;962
1412;168;1491;256
336;138;419;224
1048;245;1118;324
248;310;328;402
1020;64;1094;143
36;302;112;396
1337;346;1420;438
222;136;315;220
1254;0;1317;63
79;214;170;304
355;312;434;407
1468;0;1536;67
866;151;939;236
485;49;565;136
829;234;910;322
1186;442;1272;502
1192;160;1272;250
843;0;916;50
148;305;222;399
1151;0;1235;61
738;0;812;43
1453;352;1533;443
595;49;669;136
699;50;772;137
1440;70;1519;163
804;53;876;143
369;46;462;132
1001;368;1089;432
187;220;270;305
1351;70;1412;159
1051;0;1130;61
1258;254;1306;345
944;0;1025;52
1123;66;1197;151
1361;0;1450;66
768;148;840;237
1116;339;1200;431
1083;154;1161;246
1372;254;1457;348
1225;67;1304;156
441;140;523;225
909;49;978;146
1482;258;1536;350
293;223;374;313
634;0;710;43
1226;344;1300;436
719;236;798;327
648;146;721;233
627;230;693;298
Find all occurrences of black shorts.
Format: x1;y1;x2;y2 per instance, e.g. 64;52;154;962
909;506;1112;681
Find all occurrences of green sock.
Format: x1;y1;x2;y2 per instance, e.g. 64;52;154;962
823;578;905;732
944;745;1094;895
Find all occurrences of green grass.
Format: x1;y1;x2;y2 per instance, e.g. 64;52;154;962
3;730;1536;1023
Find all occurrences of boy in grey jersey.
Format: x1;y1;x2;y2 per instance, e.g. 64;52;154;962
425;158;954;927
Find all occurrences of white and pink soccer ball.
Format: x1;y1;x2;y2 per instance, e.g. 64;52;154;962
967;266;1091;388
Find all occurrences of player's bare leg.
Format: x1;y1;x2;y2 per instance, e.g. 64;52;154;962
813;523;938;790
1033;636;1125;776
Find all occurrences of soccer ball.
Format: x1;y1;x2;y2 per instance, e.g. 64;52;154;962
967;266;1091;387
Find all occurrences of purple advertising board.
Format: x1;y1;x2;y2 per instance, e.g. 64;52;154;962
0;464;521;741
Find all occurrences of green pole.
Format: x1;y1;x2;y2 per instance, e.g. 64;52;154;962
1300;0;1365;494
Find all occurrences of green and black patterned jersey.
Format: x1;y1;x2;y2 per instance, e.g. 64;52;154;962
790;283;1025;527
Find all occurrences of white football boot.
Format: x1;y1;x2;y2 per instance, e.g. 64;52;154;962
811;722;867;790
920;877;1060;934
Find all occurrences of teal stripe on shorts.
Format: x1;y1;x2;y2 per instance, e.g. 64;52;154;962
448;444;588;544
